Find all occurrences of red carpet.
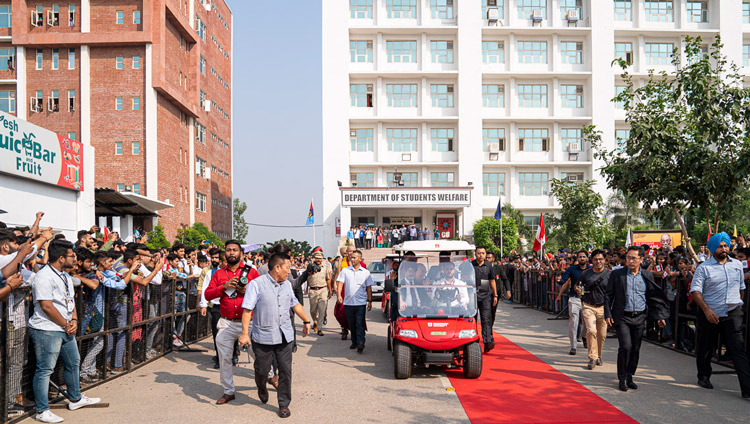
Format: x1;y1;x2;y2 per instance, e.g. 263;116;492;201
445;333;636;424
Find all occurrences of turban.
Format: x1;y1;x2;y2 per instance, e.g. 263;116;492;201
707;232;731;254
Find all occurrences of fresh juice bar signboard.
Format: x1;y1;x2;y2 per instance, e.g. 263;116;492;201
0;111;83;191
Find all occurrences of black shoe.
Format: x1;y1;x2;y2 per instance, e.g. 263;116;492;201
213;362;220;369
618;380;628;392
596;358;602;366
292;343;298;353
258;386;269;404
626;377;638;390
484;345;491;353
697;377;713;389
232;357;239;366
278;405;291;418
350;344;357;349
357;344;364;353
323;318;327;325
569;348;576;355
587;360;595;370
212;355;218;362
742;392;750;400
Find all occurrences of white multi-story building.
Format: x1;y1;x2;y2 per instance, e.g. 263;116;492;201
322;0;747;254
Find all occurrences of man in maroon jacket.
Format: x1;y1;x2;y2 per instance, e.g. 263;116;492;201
204;240;259;405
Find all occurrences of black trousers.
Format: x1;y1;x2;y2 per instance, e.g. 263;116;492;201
696;307;750;395
615;313;645;381
491;299;498;327
478;296;494;345
252;339;293;407
209;306;239;360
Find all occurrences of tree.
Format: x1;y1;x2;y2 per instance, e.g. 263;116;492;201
146;224;171;249
502;203;532;241
472;216;519;257
591;36;750;261
605;191;643;234
175;223;224;249
549;179;606;250
264;239;313;257
233;198;249;244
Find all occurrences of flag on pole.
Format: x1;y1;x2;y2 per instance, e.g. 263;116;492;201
625;228;633;247
103;226;110;240
707;218;713;243
305;200;314;226
494;198;502;220
533;213;546;252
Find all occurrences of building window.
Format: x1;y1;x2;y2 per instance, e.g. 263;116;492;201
350;0;373;19
559;0;582;18
117;184;125;192
517;0;547;19
518;128;549;152
560;41;583;64
387;40;417;63
49;5;60;26
0;6;11;28
350;128;374;152
195;121;206;143
430;41;454;63
560;85;583;108
386;84;418;107
0;90;15;113
687;45;709;65
350;40;373;63
482;41;504;64
615;42;633;64
615;129;630;152
525;216;541;232
430;0;454;19
115;97;123;110
32;90;43;113
614;0;632;21
199;56;205;74
387;0;416;19
615;85;627;109
518;84;548;108
196;192;207;212
350;84;374;107
116;56;123;69
116;10;124;24
196;16;206;41
132;141;140;155
517;41;547;64
430;84;454;108
519;172;549;196
431;172;455;187
483;128;505;151
744;2;750;23
482;84;505;108
387;128;418;152
196;157;207;178
67;89;75;112
645;43;674;65
133;183;140;195
115;141;123;155
482;0;504;19
744;45;750;67
132;97;140;110
387;172;418;187
36;49;42;70
686;1;707;23
431;128;454;152
483;173;505;196
0;47;14;71
68;49;75;69
68;132;75;140
645;1;673;22
351;172;375;187
133;56;141;69
561;128;582;151
133;10;141;24
51;49;59;70
69;5;75;26
49;90;59;112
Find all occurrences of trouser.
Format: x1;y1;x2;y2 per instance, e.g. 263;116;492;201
174;291;187;337
209;304;221;353
107;302;127;368
80;336;103;377
253;339;293;407
30;329;82;413
568;297;583;350
344;305;367;346
309;288;329;328
215;318;247;395
146;304;160;352
582;302;607;361
7;326;27;403
696;307;750;395
615;313;645;381
478;296;494;345
491;298;499;327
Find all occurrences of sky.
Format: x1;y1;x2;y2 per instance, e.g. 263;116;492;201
229;1;323;246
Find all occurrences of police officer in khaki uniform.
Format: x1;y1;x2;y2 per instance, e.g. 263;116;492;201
307;249;332;336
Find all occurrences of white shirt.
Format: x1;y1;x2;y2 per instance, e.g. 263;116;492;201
28;265;76;332
0;245;39;270
337;265;374;306
141;264;163;286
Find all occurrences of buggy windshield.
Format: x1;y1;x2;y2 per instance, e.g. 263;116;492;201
396;256;477;318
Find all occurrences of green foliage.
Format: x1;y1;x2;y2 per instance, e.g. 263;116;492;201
175;223;224;249
472;216;519;257
594;36;750;260
549;179;607;250
502;203;532;240
146;224;171;249
264;239;313;257
232;198;249;244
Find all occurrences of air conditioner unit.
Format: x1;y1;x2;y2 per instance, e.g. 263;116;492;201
566;175;578;183
567;142;580;152
488;142;500;152
204;101;211;112
489;152;500;161
204;0;212;11
566;9;580;22
531;9;544;21
487;7;499;22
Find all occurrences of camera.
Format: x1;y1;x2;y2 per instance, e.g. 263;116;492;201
237;266;252;288
307;263;321;274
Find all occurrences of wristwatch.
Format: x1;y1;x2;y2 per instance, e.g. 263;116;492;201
303;321;311;325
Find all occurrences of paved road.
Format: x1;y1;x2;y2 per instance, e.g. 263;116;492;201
20;298;750;423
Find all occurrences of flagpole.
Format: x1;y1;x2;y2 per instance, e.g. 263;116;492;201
312;198;316;248
500;196;503;256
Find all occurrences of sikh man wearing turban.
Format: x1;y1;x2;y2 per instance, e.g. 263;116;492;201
691;232;750;400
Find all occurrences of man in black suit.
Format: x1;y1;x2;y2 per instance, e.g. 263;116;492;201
605;245;669;392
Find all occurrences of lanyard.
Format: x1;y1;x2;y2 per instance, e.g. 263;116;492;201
48;265;73;300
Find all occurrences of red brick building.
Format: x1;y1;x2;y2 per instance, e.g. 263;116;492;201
0;0;232;240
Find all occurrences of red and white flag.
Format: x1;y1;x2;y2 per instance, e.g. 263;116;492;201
102;226;110;240
533;213;546;252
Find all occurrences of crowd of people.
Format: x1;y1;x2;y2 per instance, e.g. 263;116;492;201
346;224;443;249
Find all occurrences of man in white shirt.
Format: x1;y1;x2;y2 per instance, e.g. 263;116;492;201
336;250;373;353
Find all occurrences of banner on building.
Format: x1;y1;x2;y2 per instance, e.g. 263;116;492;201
632;230;682;249
341;188;472;207
0;111;84;191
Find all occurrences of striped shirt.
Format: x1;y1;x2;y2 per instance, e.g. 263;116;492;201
691;256;746;318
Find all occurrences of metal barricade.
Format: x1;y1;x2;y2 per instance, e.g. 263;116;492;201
0;276;210;423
